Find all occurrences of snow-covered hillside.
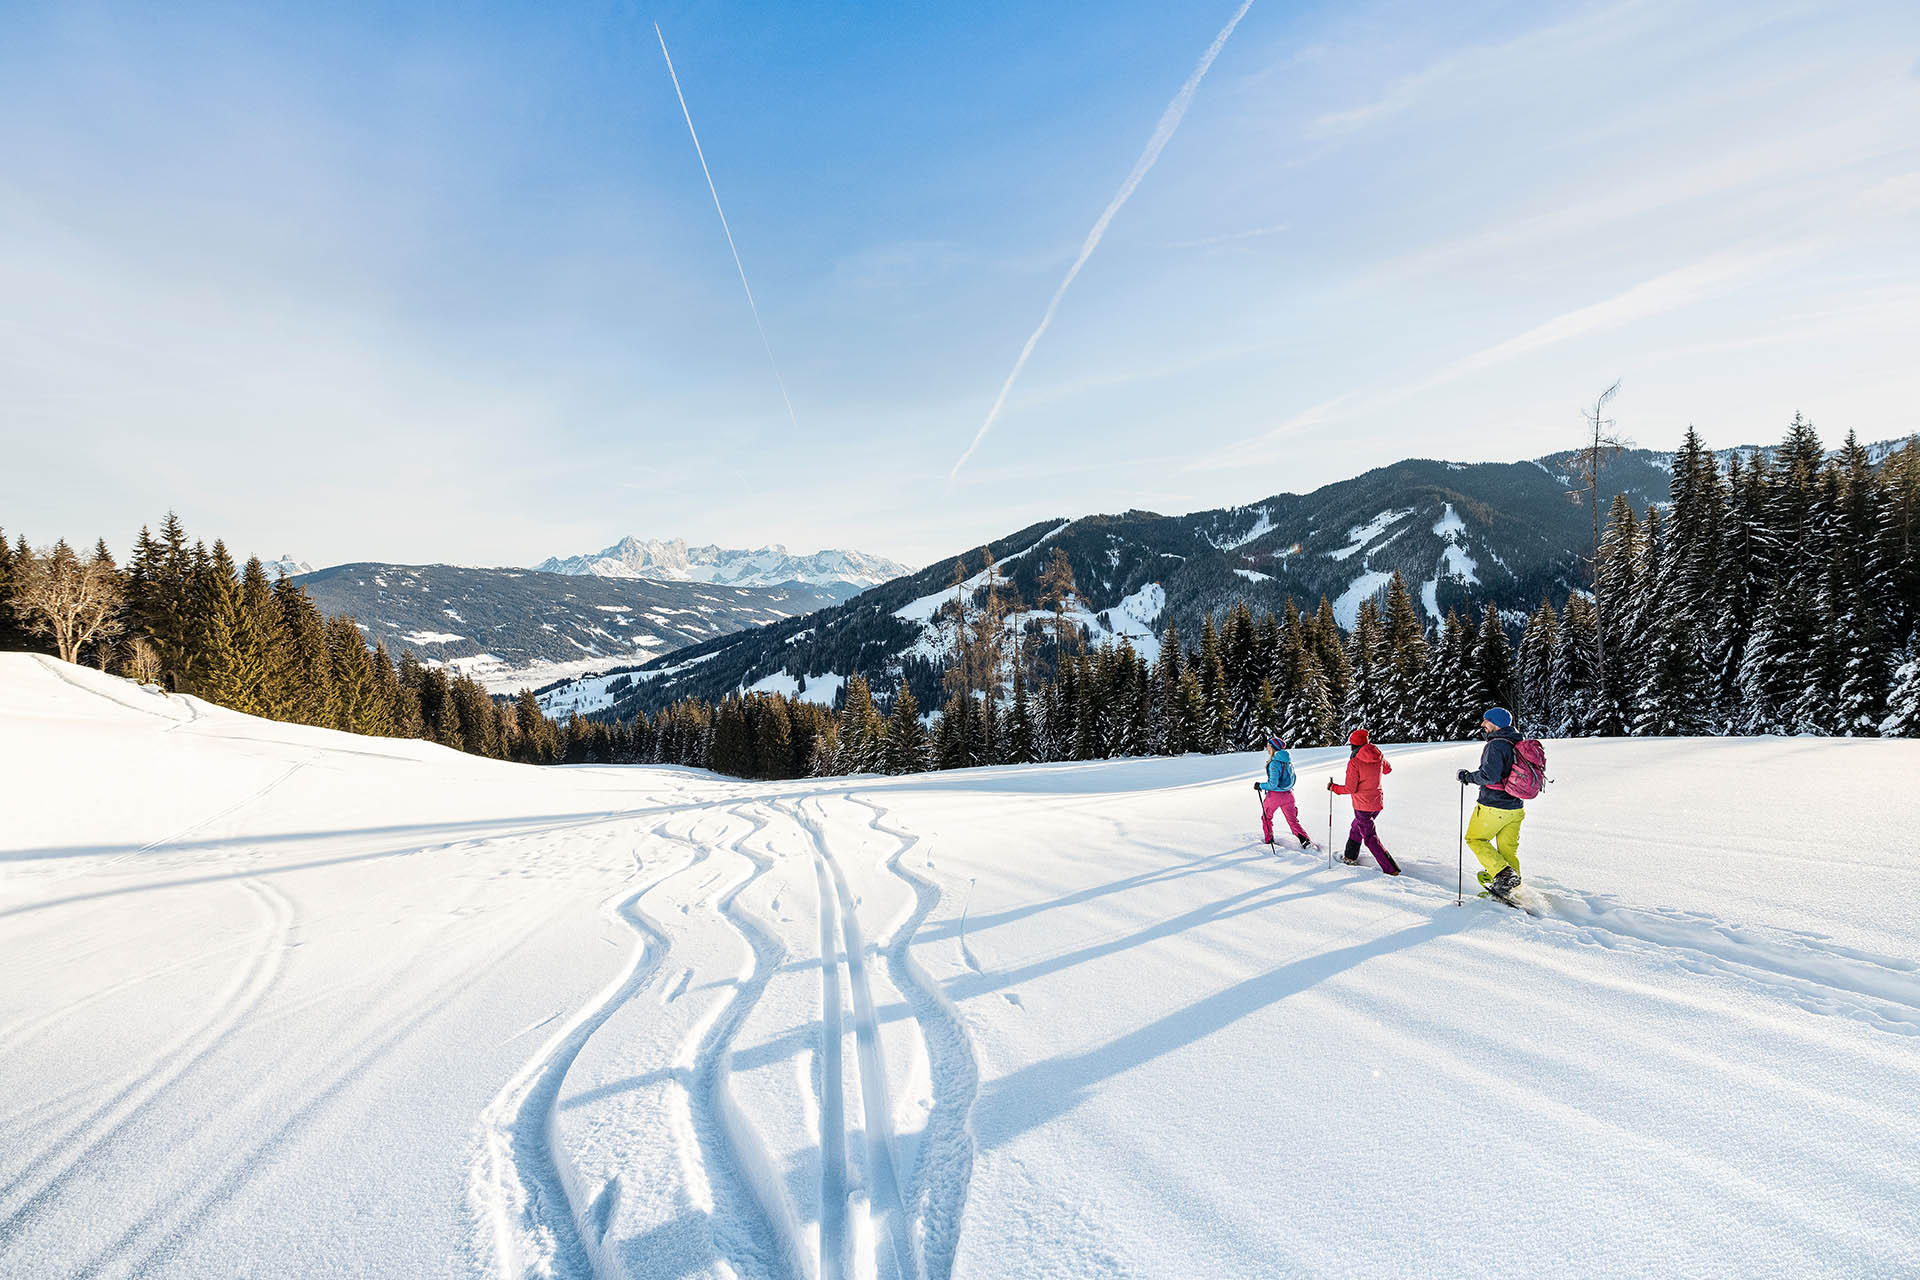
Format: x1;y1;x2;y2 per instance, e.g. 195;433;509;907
4;653;1918;1278
535;537;910;591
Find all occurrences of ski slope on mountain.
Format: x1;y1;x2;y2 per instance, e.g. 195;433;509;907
3;653;1918;1278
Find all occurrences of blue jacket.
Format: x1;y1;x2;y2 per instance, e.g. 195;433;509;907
1464;727;1524;810
1257;751;1296;793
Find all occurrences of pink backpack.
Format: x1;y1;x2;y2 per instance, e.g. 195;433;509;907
1497;739;1548;800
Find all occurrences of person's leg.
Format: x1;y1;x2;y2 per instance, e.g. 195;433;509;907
1356;809;1399;873
1276;791;1310;843
1260;790;1280;842
1465;804;1511;881
1495;807;1525;875
1343;810;1365;860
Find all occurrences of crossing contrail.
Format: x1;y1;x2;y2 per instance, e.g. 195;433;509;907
655;23;799;430
948;0;1255;482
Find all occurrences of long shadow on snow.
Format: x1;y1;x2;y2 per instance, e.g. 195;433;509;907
564;862;1350;1109
970;908;1474;1153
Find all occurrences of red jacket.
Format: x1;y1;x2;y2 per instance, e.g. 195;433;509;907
1330;743;1391;811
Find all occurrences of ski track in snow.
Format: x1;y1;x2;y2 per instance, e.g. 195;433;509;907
797;797;919;1280
10;659;1920;1278
0;878;293;1235
844;794;980;1280
87;900;567;1280
658;804;804;1280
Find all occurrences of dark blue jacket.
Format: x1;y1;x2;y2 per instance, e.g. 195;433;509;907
1466;727;1524;810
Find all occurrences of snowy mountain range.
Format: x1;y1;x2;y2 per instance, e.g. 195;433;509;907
533;537;910;591
538;438;1905;720
260;554;314;579
293;564;842;693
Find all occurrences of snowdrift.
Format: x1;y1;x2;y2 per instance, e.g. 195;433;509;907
3;653;1917;1278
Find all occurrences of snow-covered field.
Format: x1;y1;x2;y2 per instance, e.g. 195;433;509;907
4;653;1919;1278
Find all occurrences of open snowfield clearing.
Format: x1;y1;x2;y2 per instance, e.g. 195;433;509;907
3;653;1918;1278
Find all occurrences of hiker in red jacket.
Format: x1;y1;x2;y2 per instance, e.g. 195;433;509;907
1328;728;1401;875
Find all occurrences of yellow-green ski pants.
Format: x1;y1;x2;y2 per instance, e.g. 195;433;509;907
1465;803;1524;877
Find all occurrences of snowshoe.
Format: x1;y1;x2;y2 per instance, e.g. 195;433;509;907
1475;869;1494;889
1299;836;1322;853
1488;867;1522;901
1338;852;1361;866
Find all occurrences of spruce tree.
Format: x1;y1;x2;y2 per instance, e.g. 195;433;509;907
1379;573;1429;741
1151;624;1187;755
1594;496;1645;734
885;683;927;774
1344;598;1388;733
1474;605;1517;717
1005;677;1036;764
1517;600;1560;733
1551;594;1602;737
1881;641;1920;737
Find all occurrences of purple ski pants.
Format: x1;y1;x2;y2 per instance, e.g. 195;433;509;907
1261;790;1310;844
1347;809;1401;874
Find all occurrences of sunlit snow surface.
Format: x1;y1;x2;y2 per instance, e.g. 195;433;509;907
4;653;1919;1278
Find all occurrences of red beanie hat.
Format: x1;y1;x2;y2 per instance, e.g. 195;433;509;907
1348;728;1370;746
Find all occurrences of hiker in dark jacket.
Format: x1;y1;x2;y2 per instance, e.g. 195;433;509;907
1457;707;1525;894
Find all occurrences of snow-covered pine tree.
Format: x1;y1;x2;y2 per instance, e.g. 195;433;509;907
1881;639;1920;737
1198;614;1231;752
1344;597;1388;734
834;674;884;773
1876;439;1920;646
1311;598;1354;728
1474;604;1517;718
1151;623;1186;755
1551;594;1602;737
1740;415;1827;734
884;683;927;774
1379;572;1429;742
1223;602;1259;745
1594;495;1645;734
1712;453;1769;729
1281;636;1333;747
1517;600;1559;733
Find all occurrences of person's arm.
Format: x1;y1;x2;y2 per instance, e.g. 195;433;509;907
1460;739;1511;787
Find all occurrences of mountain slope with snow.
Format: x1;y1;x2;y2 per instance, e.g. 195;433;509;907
534;537;911;591
4;652;1917;1277
293;563;842;693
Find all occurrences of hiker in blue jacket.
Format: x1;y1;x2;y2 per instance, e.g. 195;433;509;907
1457;707;1526;894
1254;734;1319;851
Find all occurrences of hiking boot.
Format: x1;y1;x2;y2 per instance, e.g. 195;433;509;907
1490;867;1521;895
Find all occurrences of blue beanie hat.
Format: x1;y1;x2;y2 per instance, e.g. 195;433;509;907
1483;707;1513;729
1266;734;1286;751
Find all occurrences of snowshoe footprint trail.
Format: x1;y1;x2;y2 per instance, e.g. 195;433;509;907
798;797;921;1280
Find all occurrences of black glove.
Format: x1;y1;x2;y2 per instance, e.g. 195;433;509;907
1253;782;1261;792
1456;769;1474;785
1326;779;1337;791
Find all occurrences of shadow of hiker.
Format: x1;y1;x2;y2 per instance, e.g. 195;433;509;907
970;907;1475;1153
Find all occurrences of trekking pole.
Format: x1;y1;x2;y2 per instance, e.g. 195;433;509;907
1456;782;1465;906
1327;788;1333;870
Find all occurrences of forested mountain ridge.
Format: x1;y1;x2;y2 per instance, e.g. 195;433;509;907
545;438;1872;722
293;564;842;692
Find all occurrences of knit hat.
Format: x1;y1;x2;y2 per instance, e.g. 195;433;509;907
1347;728;1370;746
1266;734;1286;751
1482;707;1513;729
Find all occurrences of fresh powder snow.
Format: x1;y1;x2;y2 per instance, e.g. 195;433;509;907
4;653;1918;1278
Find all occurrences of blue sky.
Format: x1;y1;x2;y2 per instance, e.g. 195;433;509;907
3;0;1918;571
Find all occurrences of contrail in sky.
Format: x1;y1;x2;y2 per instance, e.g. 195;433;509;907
948;0;1255;482
655;23;799;430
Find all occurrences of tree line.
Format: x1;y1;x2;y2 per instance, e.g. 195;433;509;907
559;417;1920;777
0;513;572;764
10;417;1917;780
